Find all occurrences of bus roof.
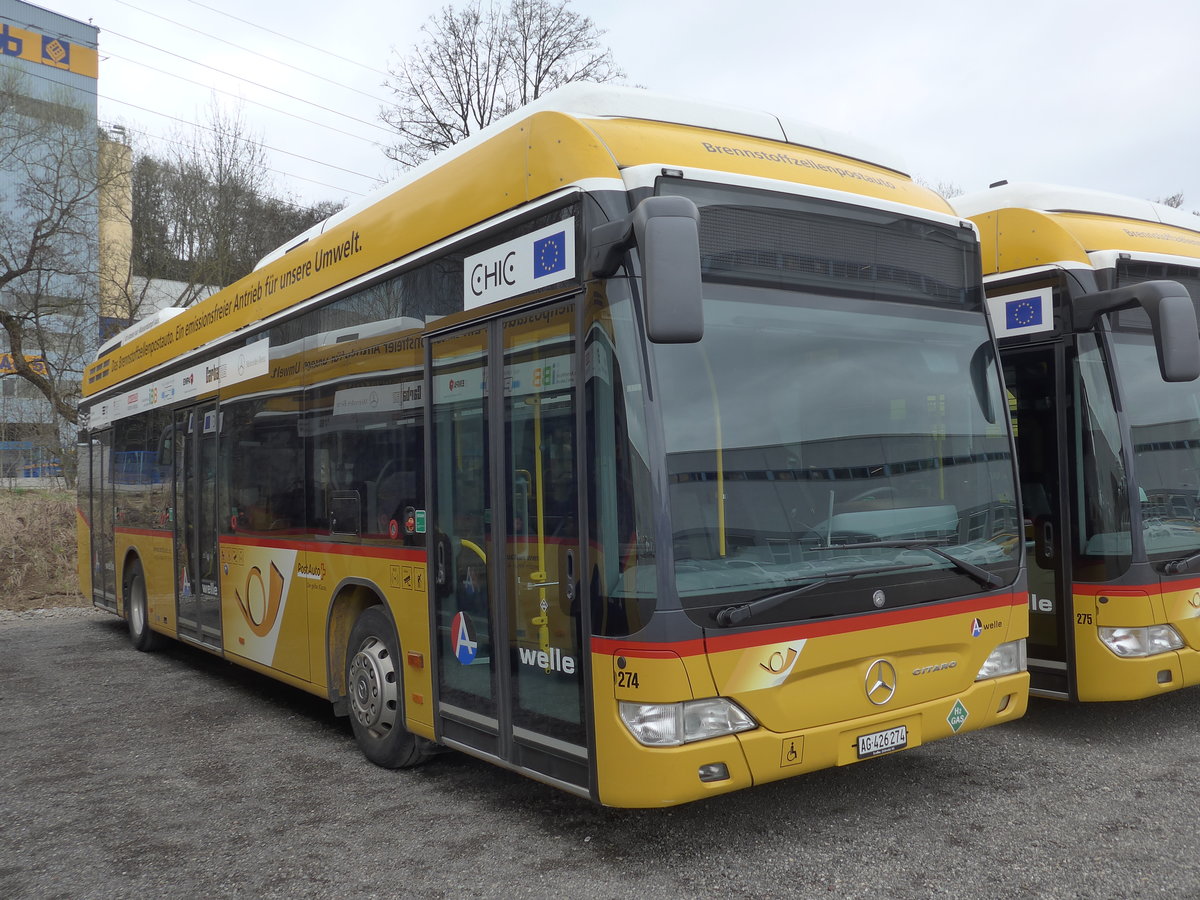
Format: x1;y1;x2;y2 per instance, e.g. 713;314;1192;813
955;181;1200;233
953;181;1200;275
94;307;187;359
85;84;943;401
256;84;911;269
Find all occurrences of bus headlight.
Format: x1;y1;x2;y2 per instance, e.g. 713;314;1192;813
619;698;756;747
1098;625;1184;658
975;639;1027;680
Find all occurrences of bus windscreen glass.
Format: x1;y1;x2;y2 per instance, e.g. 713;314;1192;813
1115;262;1200;561
653;183;1019;627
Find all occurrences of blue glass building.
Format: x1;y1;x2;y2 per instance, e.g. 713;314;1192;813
0;0;99;479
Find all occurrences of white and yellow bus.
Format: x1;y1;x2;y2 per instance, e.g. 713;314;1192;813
954;182;1200;701
78;86;1028;807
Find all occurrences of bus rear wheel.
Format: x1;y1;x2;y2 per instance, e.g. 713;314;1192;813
346;605;430;768
124;561;162;652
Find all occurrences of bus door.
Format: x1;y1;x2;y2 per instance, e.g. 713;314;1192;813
174;404;222;649
1004;345;1072;696
430;300;589;793
91;429;116;611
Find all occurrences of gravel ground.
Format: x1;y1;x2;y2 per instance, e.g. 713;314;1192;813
2;607;1199;899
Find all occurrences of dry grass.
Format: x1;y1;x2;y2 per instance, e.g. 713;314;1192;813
0;489;88;611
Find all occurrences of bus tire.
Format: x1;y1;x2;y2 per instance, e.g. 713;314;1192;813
125;561;162;652
346;605;430;769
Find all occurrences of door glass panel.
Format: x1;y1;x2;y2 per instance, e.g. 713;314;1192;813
174;404;221;644
503;305;584;746
1005;350;1066;664
175;409;199;634
197;406;221;640
431;328;495;718
92;432;116;608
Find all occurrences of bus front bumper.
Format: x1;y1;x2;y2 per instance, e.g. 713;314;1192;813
595;672;1028;808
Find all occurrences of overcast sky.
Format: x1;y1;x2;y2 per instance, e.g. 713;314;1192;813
29;0;1200;214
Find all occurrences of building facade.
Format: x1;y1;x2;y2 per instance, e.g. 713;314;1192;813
0;0;99;481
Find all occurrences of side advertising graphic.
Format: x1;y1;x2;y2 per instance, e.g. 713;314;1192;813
221;543;297;669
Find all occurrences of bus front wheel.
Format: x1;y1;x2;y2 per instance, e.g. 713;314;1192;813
346;605;430;769
124;561;161;652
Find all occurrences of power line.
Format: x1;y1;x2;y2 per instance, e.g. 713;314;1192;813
182;0;394;80
105;119;362;206
101;94;373;197
108;0;392;107
99;47;387;157
99;26;396;137
5;4;404;197
6;62;372;199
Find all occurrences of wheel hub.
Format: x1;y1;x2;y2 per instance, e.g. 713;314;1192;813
129;578;145;633
348;636;398;737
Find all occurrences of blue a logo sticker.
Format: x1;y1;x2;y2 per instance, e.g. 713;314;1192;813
451;611;478;665
971;617;983;638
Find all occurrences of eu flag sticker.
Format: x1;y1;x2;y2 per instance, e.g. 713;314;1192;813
1005;296;1042;330
534;231;567;278
987;286;1052;339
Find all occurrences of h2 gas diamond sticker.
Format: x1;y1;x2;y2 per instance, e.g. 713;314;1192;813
947;699;969;733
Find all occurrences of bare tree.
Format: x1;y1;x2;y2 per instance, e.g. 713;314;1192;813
914;177;965;200
380;0;624;168
168;99;270;292
127;101;342;303
0;66;100;428
506;0;623;105
0;73;341;485
1151;192;1200;217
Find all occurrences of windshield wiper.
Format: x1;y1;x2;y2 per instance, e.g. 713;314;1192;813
714;561;934;628
1163;550;1200;575
828;540;1005;589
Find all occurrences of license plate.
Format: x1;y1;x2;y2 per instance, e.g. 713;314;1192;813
857;724;908;759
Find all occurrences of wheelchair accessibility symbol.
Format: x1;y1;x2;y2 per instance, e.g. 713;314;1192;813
780;737;803;767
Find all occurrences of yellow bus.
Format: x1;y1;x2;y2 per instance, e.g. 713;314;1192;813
78;85;1028;807
953;182;1200;701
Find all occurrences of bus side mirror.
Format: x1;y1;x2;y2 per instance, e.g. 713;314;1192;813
1145;293;1200;382
1073;280;1200;383
588;197;704;344
969;341;997;424
632;196;703;344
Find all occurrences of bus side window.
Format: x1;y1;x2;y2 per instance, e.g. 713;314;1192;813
375;469;415;535
155;423;173;467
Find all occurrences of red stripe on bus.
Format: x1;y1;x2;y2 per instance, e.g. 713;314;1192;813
221;535;426;563
114;526;172;538
591;592;1025;658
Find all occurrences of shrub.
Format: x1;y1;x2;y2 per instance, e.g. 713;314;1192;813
0;489;86;608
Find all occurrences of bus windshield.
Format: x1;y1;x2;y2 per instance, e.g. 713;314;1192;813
652;183;1019;627
1111;262;1200;561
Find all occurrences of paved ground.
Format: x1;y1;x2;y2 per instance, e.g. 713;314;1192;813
2;607;1199;898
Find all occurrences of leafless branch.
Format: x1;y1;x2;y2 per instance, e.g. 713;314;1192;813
380;0;624;167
